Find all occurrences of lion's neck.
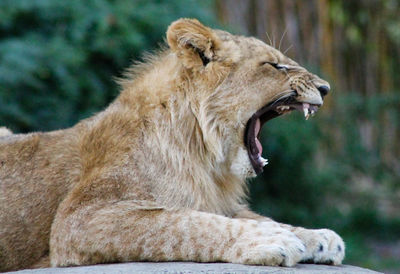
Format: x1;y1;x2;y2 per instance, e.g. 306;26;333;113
148;85;247;215
108;53;247;215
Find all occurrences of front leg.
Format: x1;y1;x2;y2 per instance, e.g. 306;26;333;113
50;201;306;267
234;209;345;265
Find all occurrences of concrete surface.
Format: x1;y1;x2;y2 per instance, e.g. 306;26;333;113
9;262;382;274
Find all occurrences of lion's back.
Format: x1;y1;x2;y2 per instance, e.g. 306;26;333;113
0;130;79;271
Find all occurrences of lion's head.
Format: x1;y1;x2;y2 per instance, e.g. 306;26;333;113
167;19;330;178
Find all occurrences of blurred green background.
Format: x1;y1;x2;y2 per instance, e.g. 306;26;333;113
1;0;399;272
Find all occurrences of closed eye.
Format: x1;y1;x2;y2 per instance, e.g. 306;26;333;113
261;62;289;71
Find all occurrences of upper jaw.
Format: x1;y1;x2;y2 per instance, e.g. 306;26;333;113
276;102;320;120
297;95;323;107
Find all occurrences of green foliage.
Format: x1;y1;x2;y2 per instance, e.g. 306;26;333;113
0;0;216;132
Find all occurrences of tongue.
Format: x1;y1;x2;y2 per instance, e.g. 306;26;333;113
255;119;262;156
255;138;262;156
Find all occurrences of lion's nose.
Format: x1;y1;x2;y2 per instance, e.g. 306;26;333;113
317;85;330;97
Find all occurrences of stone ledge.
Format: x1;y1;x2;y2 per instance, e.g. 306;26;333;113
10;262;382;274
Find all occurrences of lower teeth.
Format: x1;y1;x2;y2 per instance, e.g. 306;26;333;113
257;156;268;166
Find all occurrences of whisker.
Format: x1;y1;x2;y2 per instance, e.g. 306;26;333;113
269;90;296;106
278;28;287;52
265;31;273;46
283;44;293;55
272;32;276;48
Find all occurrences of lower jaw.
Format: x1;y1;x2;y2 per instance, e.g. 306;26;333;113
245;109;280;175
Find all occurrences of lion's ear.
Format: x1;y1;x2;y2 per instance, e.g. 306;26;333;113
167;18;220;68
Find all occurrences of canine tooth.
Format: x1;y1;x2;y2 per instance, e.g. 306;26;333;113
260;157;268;166
303;107;308;118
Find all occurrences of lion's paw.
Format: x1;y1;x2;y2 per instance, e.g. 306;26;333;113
227;223;305;266
297;228;345;265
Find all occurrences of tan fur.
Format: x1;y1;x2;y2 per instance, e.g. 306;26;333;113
0;19;344;272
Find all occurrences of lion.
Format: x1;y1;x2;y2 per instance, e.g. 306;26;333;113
0;19;344;272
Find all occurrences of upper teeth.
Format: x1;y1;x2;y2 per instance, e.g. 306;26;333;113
277;103;317;119
277;105;290;114
277;106;290;110
303;103;311;120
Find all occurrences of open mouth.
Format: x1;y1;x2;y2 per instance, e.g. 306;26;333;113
244;95;320;175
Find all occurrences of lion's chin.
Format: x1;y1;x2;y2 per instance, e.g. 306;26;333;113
244;96;320;175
